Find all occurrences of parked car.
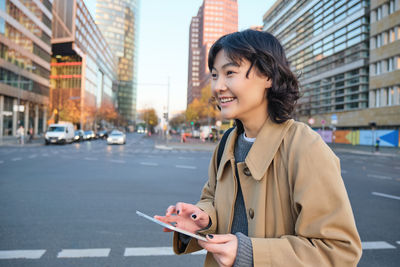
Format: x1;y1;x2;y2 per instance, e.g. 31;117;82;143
45;122;75;145
74;130;84;142
107;131;126;145
97;130;109;139
84;130;95;140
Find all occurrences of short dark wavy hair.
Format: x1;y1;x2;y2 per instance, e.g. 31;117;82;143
208;29;300;126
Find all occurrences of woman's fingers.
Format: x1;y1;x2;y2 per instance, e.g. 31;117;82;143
166;205;176;216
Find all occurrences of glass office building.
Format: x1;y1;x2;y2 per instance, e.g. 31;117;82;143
264;0;400;129
51;0;118;130
0;0;52;137
96;0;140;124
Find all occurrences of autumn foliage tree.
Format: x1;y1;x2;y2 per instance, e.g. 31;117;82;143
185;84;219;124
141;108;159;133
57;100;81;124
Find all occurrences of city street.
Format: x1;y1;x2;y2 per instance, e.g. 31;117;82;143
0;133;399;267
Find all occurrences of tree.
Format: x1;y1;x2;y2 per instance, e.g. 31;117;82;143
57;99;81;124
169;112;186;129
141;108;159;133
185;84;219;124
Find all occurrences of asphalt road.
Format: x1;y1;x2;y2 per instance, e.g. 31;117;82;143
0;133;399;266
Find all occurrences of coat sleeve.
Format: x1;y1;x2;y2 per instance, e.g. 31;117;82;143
173;145;219;254
251;129;362;266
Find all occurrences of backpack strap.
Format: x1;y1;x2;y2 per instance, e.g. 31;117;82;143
217;127;235;169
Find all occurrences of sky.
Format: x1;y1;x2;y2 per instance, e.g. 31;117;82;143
85;0;276;117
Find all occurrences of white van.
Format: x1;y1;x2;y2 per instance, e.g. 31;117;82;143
45;122;75;145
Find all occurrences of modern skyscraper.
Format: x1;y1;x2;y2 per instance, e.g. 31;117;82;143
95;0;140;125
0;0;52;137
263;0;400;129
187;0;238;106
51;0;118;130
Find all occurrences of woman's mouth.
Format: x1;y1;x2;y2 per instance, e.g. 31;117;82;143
219;97;236;104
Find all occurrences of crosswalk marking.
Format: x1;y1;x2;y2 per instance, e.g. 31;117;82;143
57;249;110;258
11;157;22;161
0;250;46;259
372;192;400;201
124;247;207;257
28;154;37;159
362;241;396;250
84;157;98;161
110;159;125;164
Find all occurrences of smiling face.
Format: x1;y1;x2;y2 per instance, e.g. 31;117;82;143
211;50;271;125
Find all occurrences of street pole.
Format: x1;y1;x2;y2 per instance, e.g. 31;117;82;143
166;77;170;146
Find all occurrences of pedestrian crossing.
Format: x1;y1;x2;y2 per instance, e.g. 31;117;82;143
0;241;398;260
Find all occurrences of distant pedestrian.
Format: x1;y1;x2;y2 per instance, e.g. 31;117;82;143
27;128;33;143
16;125;25;145
375;137;380;152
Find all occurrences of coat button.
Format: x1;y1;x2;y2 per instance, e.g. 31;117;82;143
243;167;251;176
248;208;254;219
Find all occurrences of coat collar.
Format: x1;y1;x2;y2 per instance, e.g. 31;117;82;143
217;118;294;181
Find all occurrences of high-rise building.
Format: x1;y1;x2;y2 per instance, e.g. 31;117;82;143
369;1;400;109
0;0;52;137
187;0;238;106
51;0;118;130
95;0;140;125
263;0;400;129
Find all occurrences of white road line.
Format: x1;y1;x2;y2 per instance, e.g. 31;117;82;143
367;174;392;180
124;247;206;257
178;157;194;160
372;192;400;201
11;157;22;161
0;160;4;164
176;165;197;170
84;157;98;161
341;170;347;174
0;250;46;259
28;154;37;159
140;162;158;166
110;159;125;164
397;241;400;245
57;248;110;258
362;241;396;250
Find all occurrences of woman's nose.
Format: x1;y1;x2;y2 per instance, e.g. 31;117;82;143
213;77;226;93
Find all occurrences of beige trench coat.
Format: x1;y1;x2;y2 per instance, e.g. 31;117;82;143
173;118;362;266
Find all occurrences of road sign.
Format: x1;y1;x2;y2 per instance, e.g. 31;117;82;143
308;118;315;125
321;119;326;125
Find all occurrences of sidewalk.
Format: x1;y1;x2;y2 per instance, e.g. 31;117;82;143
0;136;44;147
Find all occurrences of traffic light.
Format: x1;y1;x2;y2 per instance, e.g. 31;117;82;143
163;112;168;120
190;121;194;125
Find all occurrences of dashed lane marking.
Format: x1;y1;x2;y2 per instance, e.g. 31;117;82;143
110;159;125;164
124;247;206;257
372;192;400;201
28;154;37;159
11;157;22;161
0;250;46;259
362;241;396;250
84;157;98;161
176;165;197;170
140;162;158;166
0;160;3;164
367;174;392;180
57;249;110;258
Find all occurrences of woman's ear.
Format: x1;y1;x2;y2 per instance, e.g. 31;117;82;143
265;77;272;89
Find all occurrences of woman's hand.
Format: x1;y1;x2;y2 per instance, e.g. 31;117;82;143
154;202;210;234
198;234;238;267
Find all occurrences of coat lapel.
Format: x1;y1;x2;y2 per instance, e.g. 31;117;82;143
245;118;294;180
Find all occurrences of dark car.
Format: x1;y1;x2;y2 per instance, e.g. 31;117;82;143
97;130;109;139
74;130;84;142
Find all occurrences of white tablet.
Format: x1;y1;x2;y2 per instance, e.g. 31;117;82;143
136;210;208;242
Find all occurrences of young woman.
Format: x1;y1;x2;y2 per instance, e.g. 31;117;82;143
155;29;361;267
